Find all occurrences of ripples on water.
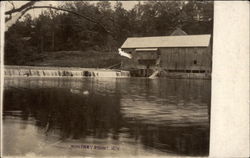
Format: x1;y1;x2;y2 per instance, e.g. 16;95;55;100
3;77;211;156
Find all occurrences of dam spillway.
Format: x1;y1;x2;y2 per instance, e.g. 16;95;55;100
4;65;130;78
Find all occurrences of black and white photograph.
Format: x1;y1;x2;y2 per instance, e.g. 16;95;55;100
0;1;249;157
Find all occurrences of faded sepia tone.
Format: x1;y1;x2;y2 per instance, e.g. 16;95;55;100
1;1;215;157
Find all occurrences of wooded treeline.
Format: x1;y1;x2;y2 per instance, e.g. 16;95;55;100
5;1;213;66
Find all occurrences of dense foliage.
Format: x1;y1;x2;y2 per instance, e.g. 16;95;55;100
5;1;213;67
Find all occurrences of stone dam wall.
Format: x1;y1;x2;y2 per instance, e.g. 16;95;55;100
4;66;130;78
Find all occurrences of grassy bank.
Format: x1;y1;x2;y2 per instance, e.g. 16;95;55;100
19;50;123;68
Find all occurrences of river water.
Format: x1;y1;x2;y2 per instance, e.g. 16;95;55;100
3;77;211;157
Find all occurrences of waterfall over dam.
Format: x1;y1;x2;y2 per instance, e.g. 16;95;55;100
4;66;130;78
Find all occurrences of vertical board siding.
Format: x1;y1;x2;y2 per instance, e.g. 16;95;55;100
121;46;212;72
159;47;211;71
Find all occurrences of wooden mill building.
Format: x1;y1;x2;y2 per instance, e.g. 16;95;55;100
120;33;212;78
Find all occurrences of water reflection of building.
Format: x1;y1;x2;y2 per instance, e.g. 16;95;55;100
3;78;210;156
120;29;212;79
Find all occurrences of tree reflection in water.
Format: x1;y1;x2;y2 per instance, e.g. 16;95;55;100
3;78;210;156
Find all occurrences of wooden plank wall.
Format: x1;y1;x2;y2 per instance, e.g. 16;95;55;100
121;45;212;72
160;46;212;72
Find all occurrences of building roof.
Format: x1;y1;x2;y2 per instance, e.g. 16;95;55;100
121;34;211;48
170;28;188;36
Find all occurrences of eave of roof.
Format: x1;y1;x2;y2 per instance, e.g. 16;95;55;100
135;48;158;51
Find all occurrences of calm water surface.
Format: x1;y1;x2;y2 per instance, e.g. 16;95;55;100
3;77;211;157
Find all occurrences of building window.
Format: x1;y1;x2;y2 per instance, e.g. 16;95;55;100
194;60;197;65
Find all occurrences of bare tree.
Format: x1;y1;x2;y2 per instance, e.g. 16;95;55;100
5;1;111;33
